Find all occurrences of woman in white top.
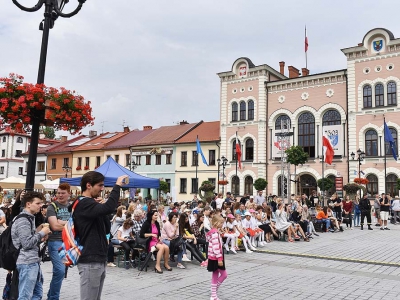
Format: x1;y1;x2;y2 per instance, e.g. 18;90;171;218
223;214;239;253
110;206;126;237
215;193;224;210
111;218;136;269
275;202;297;243
392;197;400;224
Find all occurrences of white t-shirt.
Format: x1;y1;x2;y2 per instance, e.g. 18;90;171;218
242;218;252;229
226;220;237;230
215;198;224;209
118;226;132;239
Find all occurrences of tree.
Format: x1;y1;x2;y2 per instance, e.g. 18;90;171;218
285;146;308;193
317;178;334;192
253;178;268;191
40;126;55;139
159;181;169;194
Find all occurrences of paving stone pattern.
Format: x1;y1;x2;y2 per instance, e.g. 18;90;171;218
1;224;399;299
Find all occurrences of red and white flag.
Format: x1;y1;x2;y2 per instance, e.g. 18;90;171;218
322;135;334;165
305;26;308;52
236;134;242;169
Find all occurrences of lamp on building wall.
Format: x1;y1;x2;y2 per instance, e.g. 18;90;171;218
351;149;365;177
12;0;88;191
130;161;138;171
217;156;228;194
62;164;72;178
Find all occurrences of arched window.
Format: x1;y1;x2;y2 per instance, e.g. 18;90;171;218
239;101;246;120
298;112;315;158
386;174;399;197
322;109;341;126
365;129;378;156
231;176;240;196
297;174;317;196
247;100;254;120
366;174;378;196
387;82;397;105
363;85;372;108
16;137;23;143
375;84;384;107
275;115;291;130
244;176;253;195
232;140;241;161
232;102;238;122
245;139;254;161
277;175;287;197
385;127;398;156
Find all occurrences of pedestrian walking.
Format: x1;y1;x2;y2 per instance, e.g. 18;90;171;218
206;215;228;300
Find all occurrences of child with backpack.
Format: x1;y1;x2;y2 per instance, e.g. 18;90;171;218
10;191;51;300
206;215;228;300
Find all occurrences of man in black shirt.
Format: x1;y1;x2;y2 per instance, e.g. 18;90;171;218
379;194;391;230
74;171;128;300
240;194;250;206
359;194;373;230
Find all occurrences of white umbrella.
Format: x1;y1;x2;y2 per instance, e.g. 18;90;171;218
41;178;80;190
0;176;25;189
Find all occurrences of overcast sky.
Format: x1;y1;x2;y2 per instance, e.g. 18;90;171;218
1;1;400;137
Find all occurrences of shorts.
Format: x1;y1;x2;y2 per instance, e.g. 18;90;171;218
375;208;381;219
380;211;389;221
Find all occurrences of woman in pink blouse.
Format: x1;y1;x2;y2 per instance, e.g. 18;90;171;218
161;212;185;269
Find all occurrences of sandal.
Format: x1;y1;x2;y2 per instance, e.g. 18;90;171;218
294;235;300;239
304;237;310;242
288;238;294;243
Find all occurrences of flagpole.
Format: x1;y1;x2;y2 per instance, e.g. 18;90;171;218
196;135;199;195
305;25;308;69
322;136;325;203
384;118;387;193
235;131;238;197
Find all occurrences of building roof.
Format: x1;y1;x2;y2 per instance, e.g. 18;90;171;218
133;122;202;147
0;126;30;137
72;132;128;151
175;121;220;144
46;135;92;154
104;129;156;149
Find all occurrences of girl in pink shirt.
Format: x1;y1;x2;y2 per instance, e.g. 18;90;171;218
206;215;227;300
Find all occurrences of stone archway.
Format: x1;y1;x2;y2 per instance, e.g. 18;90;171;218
297;173;317;197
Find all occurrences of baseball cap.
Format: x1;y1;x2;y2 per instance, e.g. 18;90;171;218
244;212;251;216
227;214;234;219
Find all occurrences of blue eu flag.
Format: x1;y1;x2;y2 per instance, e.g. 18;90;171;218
384;121;398;161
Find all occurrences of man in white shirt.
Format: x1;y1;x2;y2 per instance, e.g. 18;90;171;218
215;193;224;209
255;190;265;206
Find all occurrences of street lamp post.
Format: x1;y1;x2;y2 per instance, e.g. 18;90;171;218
351;149;366;197
12;0;88;191
217;156;228;195
62;164;72;178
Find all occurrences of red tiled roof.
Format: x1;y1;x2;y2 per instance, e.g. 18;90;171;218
133;122;202;146
46;135;91;154
72;132;128;151
38;138;61;145
104;129;156;149
175;121;220;143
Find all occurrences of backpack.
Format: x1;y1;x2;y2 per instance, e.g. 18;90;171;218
0;214;33;271
58;197;85;268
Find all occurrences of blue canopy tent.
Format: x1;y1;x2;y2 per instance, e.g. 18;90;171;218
60;157;160;188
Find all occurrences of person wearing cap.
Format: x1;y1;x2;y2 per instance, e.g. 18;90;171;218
234;214;255;252
241;211;258;248
249;209;265;246
222;214;239;253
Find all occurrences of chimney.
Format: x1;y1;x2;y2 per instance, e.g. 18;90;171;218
61;136;68;142
179;120;188;125
288;66;300;78
143;126;153;131
89;130;97;138
301;68;310;77
123;126;130;133
358;43;363;46
279;61;285;75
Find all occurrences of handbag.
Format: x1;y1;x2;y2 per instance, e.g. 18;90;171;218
169;236;184;254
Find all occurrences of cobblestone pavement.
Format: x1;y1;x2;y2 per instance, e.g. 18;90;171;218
1;224;399;300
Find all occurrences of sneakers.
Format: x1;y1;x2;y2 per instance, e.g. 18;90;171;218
182;255;191;262
200;260;208;267
177;263;186;269
313;232;319;236
107;262;116;267
380;227;384;230
125;262;130;270
251;244;257;248
384;227;390;230
250;246;257;251
230;248;237;254
245;249;253;254
224;244;230;253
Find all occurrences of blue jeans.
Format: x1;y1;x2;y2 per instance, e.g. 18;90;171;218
354;212;361;226
317;219;331;231
47;240;65;300
162;239;183;263
16;262;43;300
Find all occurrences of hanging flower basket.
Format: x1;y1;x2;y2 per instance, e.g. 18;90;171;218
218;180;229;185
76;166;82;171
354;178;369;185
0;73;94;134
84;166;89;170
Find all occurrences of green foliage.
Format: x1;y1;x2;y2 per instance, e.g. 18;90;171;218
253;178;268;191
159;181;169;193
343;183;366;195
285;146;308;166
317;178;334;192
40;126;55;139
199;180;215;192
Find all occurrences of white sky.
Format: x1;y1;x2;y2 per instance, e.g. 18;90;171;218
1;0;400;137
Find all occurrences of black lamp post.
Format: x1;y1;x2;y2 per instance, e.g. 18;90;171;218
217;156;228;195
351;149;366;177
62;164;72;178
12;0;88;191
130;161;138;172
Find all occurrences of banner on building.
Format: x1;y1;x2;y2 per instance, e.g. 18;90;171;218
272;129;292;158
321;125;343;156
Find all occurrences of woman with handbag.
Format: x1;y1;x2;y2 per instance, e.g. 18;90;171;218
140;210;172;274
160;212;185;269
178;213;207;266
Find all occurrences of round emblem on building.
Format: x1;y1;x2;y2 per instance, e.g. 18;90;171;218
232;88;237;94
363;67;370;74
278;95;285;103
240;87;245;93
326;88;334;98
301;92;309;101
386;63;394;71
375;65;382;72
248;86;253;91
